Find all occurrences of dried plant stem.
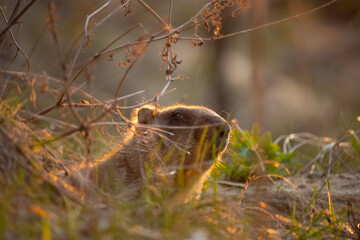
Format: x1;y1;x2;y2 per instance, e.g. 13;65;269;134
59;0;131;126
84;0;131;38
101;0;338;58
300;129;360;174
47;0;65;71
214;179;246;188
101;1;214;56
19;110;78;129
101;87;175;110
90;37;152;125
138;0;168;28
24;23;140;122
105;89;145;103
156;0;176;102
71;24;143;87
0;0;38;39
0;6;30;72
60;89;145;108
179;0;339;41
168;0;174;26
27;81;88;123
159;79;172;98
174;1;213;33
111;38;150;106
0;70;60;83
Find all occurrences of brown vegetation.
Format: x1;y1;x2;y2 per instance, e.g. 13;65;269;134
1;0;359;239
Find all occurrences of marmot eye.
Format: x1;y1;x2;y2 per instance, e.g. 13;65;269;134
171;112;185;123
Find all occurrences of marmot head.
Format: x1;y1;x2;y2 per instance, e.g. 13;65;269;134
133;105;231;173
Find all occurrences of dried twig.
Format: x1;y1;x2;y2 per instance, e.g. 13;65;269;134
178;0;340;41
0;0;38;39
84;0;130;38
27;22;140;121
57;0;131;127
99;0;338;62
47;0;65;70
71;24;143;87
90;37;152;125
138;0;168;28
299;129;360;174
100;1;214;57
0;6;30;72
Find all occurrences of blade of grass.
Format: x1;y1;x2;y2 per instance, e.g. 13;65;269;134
326;177;335;222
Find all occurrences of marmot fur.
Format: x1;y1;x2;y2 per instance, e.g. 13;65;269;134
56;105;230;201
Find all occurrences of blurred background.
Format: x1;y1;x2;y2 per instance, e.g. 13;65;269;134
1;0;360;138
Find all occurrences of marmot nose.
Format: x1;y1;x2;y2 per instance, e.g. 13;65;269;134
216;123;231;153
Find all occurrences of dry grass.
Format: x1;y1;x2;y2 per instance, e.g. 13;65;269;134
1;0;359;239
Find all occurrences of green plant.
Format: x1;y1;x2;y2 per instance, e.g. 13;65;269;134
218;124;298;182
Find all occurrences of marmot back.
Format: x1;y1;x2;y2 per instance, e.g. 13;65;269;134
56;105;231;201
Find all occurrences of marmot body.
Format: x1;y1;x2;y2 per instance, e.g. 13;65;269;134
57;105;230;201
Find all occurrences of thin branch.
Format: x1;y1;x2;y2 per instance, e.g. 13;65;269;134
159;79;173;97
47;0;65;71
108;87;175;110
138;0;168;29
104;89;145;103
0;0;38;39
64;32;83;63
281;132;333;154
40;113;228;147
19;110;78;129
19;24;47;70
90;37;152;124
0;70;76;88
156;0;176;102
5;48;19;71
60;89;146;108
27;81;89;122
174;1;213;33
213;179;246;188
98;24;146;57
178;0;340;41
300;129;360;174
84;0;130;38
32;22;140;121
332;149;356;175
26;24;47;60
101;1;214;56
168;0;174;27
7;0;21;24
61;0;131;111
101;0;338;57
84;0;113;37
111;55;146;111
90;122;175;137
70;24;143;87
63;76;85;125
0;6;30;72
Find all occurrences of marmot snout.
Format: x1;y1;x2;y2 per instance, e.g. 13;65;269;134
136;105;230;169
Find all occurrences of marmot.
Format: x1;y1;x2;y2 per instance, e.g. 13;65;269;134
56;105;230;201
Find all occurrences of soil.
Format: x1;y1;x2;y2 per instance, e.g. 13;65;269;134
207;172;360;232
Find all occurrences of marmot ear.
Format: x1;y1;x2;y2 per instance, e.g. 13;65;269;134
137;107;155;124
